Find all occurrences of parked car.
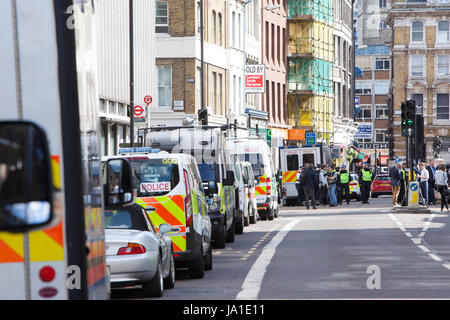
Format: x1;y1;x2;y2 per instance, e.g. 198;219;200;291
232;157;246;234
371;174;393;198
346;173;361;201
105;204;176;298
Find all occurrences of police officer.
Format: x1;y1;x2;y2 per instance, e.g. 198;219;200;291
338;165;350;205
359;163;373;204
398;163;407;206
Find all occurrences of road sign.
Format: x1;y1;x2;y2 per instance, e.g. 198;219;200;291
306;132;315;146
245;64;265;93
134;105;145;119
144;95;153;106
355;122;373;139
408;181;419;208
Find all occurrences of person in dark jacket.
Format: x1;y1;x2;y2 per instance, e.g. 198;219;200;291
303;163;318;210
359;163;373;204
295;167;305;206
426;160;436;205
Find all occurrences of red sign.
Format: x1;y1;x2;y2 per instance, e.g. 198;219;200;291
245;75;263;88
134;105;145;119
245;64;265;93
144;95;153;106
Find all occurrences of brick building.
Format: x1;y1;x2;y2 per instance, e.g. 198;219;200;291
388;0;450;160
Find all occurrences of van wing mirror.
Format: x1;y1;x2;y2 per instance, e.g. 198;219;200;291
225;170;235;186
0;121;54;232
103;158;135;210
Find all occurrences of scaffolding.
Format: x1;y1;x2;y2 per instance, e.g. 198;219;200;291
287;0;335;144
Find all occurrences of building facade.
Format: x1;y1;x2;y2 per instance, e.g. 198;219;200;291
287;0;356;147
388;0;450;160
95;0;157;156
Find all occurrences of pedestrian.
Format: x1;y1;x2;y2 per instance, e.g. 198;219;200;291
314;166;321;207
319;165;328;206
359;163;373;204
296;167;305;206
302;163;318;210
327;165;338;207
337;165;350;205
418;162;429;206
435;164;449;212
389;162;402;207
426;160;437;205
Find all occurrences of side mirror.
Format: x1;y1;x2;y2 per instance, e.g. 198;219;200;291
103;158;135;210
224;170;235;186
159;223;172;235
207;180;218;195
0;121;54;232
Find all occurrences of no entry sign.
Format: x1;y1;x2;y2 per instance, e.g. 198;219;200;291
245;64;265;93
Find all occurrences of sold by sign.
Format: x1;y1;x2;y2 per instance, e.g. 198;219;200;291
245;64;265;93
140;182;171;193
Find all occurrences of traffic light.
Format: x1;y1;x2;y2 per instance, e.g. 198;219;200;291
198;109;208;126
401;100;415;136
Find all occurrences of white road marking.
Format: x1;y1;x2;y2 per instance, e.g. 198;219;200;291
418;245;430;253
236;219;301;300
429;253;443;262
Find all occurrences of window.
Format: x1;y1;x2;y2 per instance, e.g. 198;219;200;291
218;13;222;45
375;105;388;119
109;101;117;114
118;103;126;116
411;55;423;77
375;130;386;143
355;81;371;94
437;21;450;43
411;21;423;42
212;11;216;44
211;72;216;113
359;105;372;119
437;55;449;77
379;0;386;7
374;80;390;95
411;93;424;108
437;94;449;120
100;99;106;113
379;19;388;29
196;67;201;110
155;1;169;34
375;58;390;70
218;74;223;115
157;65;172;107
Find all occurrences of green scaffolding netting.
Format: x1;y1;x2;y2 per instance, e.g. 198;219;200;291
288;58;333;95
287;0;333;24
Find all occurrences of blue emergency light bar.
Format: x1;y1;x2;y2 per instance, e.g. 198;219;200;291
119;147;160;154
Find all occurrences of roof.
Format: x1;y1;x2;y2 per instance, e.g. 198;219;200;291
355;45;390;56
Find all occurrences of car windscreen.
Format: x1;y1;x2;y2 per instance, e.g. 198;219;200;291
128;158;180;197
104;206;148;231
236;153;266;178
375;176;390;181
197;162;216;181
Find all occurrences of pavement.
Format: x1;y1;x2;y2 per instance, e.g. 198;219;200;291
112;196;450;300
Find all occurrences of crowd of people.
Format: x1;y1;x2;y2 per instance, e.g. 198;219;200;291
389;159;450;212
294;162;375;209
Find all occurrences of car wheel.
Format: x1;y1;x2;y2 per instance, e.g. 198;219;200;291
204;242;213;271
371;193;378;198
235;211;244;235
226;217;235;243
163;248;175;289
141;256;164;298
214;217;226;249
259;210;268;221
188;245;205;279
268;208;274;221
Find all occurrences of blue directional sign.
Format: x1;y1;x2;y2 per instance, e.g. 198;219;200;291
410;183;418;192
306;132;316;146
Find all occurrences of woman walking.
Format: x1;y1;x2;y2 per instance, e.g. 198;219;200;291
435;164;449;212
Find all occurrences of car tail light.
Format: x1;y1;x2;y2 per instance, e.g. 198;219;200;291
184;170;193;227
117;243;146;255
266;177;271;195
39;266;56;282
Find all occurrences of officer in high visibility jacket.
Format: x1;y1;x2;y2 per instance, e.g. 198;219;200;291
398;164;407;206
359;163;373;204
337;165;350;205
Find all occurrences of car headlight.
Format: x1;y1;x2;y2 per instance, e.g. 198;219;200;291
208;197;221;211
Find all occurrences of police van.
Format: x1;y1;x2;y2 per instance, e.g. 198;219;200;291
144;127;236;249
105;147;213;279
228;136;279;221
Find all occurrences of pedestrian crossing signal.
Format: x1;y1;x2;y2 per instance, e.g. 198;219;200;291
401;100;415;136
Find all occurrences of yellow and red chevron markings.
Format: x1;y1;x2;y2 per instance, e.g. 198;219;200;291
282;171;298;183
136;195;187;253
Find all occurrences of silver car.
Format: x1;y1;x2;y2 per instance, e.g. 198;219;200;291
105;204;176;298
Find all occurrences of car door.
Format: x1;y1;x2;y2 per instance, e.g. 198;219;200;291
142;206;169;271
